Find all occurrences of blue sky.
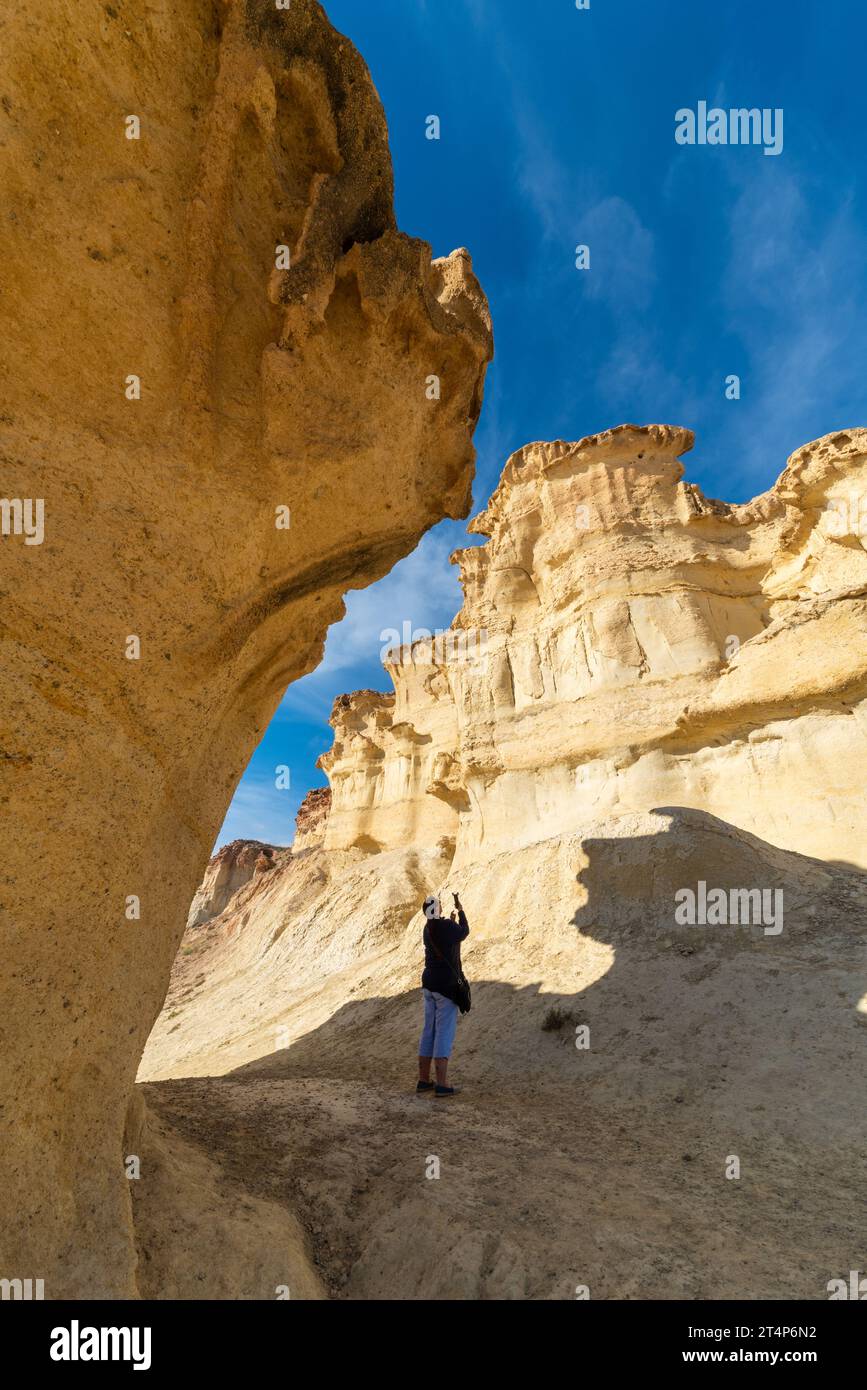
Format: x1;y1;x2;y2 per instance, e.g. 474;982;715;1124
217;0;867;848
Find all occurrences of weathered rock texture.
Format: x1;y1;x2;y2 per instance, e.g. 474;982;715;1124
292;786;332;852
322;425;867;870
0;0;490;1298
187;839;282;929
141;424;867;1299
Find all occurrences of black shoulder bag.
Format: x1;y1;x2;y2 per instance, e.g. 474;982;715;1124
426;923;472;1015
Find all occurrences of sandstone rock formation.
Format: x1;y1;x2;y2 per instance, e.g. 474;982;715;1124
187;839;281;929
0;0;490;1298
292;786;332;852
322;424;867;870
140;423;867;1298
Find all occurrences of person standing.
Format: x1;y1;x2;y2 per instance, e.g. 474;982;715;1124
417;892;469;1098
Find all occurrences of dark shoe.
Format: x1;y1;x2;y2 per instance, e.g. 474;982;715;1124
434;1085;460;1098
416;1081;435;1093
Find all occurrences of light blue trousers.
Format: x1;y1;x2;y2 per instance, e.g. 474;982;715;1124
419;988;459;1059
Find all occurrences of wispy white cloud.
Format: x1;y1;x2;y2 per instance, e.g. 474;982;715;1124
215;774;298;850
580;196;657;312
278;525;466;718
592;326;701;427
717;164;867;489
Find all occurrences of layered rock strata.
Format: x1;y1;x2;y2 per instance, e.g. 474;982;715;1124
322;425;867;870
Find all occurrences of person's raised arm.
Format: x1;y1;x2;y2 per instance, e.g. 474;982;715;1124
452;892;469;938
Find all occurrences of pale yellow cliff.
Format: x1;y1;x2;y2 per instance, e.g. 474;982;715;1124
321;424;867;870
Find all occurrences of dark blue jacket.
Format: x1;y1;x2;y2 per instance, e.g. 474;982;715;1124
422;909;469;1003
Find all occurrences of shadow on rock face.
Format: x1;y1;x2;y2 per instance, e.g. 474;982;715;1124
139;807;866;1298
228;807;867;1140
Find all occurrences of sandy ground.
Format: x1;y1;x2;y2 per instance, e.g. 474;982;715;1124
138;1070;862;1301
135;812;867;1299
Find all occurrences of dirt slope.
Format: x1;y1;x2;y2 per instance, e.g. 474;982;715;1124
137;809;867;1298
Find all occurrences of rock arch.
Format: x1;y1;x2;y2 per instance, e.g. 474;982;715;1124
0;0;491;1297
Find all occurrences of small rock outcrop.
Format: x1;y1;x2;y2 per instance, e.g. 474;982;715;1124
292;787;332;852
187;840;281;929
